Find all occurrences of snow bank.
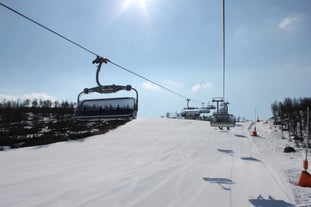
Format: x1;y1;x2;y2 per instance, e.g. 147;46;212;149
252;120;311;206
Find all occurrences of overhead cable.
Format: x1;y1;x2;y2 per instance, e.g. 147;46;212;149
108;60;189;100
0;2;99;57
0;2;203;104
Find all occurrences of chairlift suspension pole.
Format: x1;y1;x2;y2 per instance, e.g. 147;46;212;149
222;0;226;100
186;99;190;108
209;1;236;130
92;56;109;87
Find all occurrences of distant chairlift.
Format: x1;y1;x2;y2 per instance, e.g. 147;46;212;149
199;102;213;120
200;102;216;113
199;103;211;114
181;99;200;120
210;97;236;129
75;56;138;121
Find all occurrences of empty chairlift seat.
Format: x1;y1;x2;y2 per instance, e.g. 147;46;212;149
75;97;138;121
181;107;200;120
75;56;139;121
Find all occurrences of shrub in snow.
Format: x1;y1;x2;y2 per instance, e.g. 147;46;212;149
283;146;296;153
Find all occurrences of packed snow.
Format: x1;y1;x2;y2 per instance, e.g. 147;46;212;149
1;118;310;207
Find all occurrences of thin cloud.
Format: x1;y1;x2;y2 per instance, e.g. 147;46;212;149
278;14;302;31
0;93;57;102
0;94;17;101
192;83;201;93
202;82;212;89
142;81;159;91
191;83;212;93
164;80;183;90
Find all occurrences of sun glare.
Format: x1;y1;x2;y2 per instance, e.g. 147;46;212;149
104;0;153;32
120;0;151;19
123;0;147;11
120;0;152;29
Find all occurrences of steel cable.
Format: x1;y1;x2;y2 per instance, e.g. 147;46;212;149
0;2;204;105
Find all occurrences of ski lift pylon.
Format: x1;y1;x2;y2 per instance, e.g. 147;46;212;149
75;56;138;121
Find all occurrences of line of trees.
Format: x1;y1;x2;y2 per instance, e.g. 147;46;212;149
0;99;75;124
0;99;74;109
271;97;311;142
0;98;128;150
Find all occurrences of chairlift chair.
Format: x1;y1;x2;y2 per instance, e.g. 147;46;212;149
199;103;213;114
205;104;216;110
75;56;138;121
181;99;200;120
199;107;210;114
210;98;236;129
181;107;200;120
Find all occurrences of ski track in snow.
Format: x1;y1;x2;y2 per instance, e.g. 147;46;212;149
0;118;310;207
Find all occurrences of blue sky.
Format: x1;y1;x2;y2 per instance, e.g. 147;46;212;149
1;0;310;119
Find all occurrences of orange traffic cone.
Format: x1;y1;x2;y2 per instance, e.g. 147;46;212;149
298;160;311;187
252;127;258;137
298;171;311;187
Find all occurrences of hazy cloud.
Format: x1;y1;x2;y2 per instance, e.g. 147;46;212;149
191;83;212;93
164;80;183;90
192;83;201;93
278;14;302;31
142;81;159;91
0;93;57;102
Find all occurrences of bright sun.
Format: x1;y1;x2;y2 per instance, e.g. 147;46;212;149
121;0;148;13
119;0;151;28
104;0;153;30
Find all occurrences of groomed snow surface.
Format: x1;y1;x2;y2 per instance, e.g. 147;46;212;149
1;118;310;207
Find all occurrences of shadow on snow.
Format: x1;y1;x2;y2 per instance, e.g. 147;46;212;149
217;149;234;155
203;177;235;191
240;156;261;162
249;195;295;207
235;134;248;138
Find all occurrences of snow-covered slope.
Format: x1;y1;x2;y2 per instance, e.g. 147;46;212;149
0;118;310;206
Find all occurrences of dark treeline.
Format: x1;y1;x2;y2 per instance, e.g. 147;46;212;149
271;97;311;142
0;99;127;150
0;99;75;125
0;99;74;109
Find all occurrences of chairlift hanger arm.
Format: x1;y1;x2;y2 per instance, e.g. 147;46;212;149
92;56;110;87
